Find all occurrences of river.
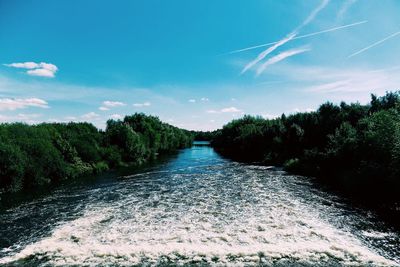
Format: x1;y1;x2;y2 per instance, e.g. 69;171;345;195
0;142;399;266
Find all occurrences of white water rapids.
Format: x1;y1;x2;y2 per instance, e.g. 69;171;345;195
0;144;399;266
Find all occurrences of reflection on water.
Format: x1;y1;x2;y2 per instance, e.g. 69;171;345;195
0;144;399;266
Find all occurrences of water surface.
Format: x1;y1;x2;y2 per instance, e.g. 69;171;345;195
0;143;399;266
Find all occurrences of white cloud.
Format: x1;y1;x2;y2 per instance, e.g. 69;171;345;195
102;100;126;107
133;102;151;107
188;99;196;103
0;98;49;111
221;107;242;113
99;100;126;111
27;68;55;78
81;112;100;120
200;97;209;102
207;107;242;114
39;62;58;72
4;62;39;69
109;114;123;120
5;62;58;78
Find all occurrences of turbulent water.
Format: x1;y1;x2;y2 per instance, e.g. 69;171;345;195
0;143;399;266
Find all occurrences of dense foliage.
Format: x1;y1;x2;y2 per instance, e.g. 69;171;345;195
212;92;400;204
0;113;193;193
191;130;217;141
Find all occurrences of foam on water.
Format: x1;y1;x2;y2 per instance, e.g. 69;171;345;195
0;146;399;266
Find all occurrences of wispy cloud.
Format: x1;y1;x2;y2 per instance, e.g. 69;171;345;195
4;62;58;78
229;21;367;54
133;102;151;107
200;97;209;102
307;80;351;93
348;30;400;58
188;99;196;103
277;64;400;101
337;0;358;21
306;71;400;95
256;47;311;75
0;98;49;111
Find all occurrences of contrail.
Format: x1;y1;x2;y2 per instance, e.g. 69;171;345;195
348;30;400;58
228;21;368;55
256;47;311;76
241;33;296;74
240;0;329;74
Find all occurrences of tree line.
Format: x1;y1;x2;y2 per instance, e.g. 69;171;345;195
211;92;400;206
0;113;193;193
191;130;217;141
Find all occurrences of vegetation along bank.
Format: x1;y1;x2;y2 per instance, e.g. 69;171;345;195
0;113;193;194
211;92;400;218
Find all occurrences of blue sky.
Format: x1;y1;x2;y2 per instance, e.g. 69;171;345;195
1;0;399;130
